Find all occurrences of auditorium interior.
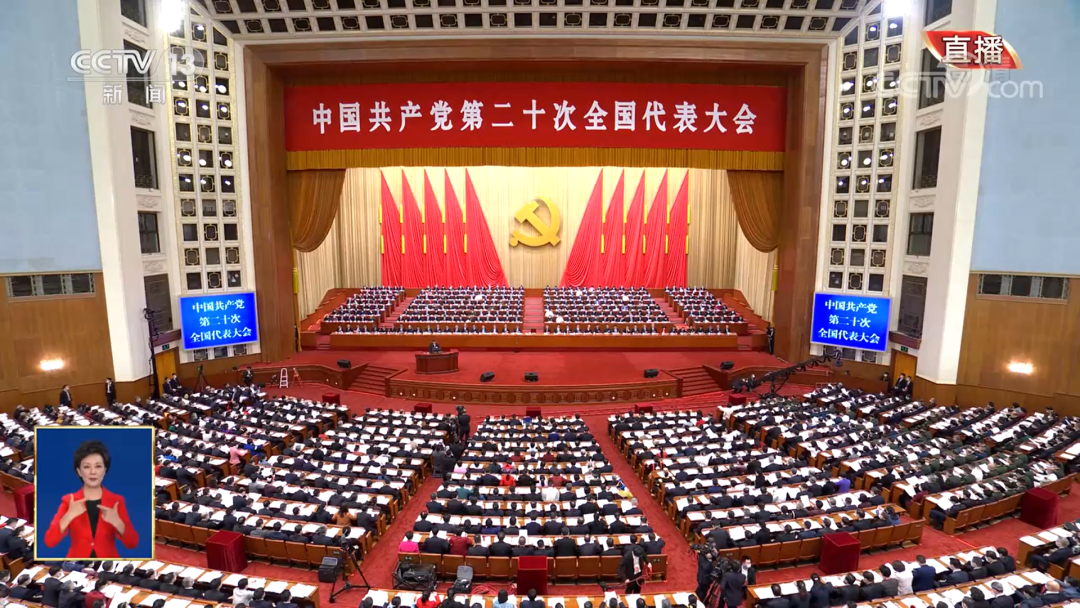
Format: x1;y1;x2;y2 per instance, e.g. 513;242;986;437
2;0;1080;608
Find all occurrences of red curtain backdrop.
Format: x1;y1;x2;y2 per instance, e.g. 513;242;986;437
422;171;446;286
442;171;470;287
559;173;605;287
664;172;690;287
561;170;690;288
464;170;509;287
400;173;432;288
378;172;403;286
641;171;669;288
622;174;646;287
600;172;626;287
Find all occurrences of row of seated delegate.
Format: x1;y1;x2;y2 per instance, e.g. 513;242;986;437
331;324;740;336
543;287;667;325
0;389;456;562
1019;518;1080;577
360;588;706;608
664;287;744;328
337;325;524;335
609;410;909;548
322;287;405;325
7;559;319;608
725;385;1073;533
747;545;1026;607
401;415;663;574
398;287;524;325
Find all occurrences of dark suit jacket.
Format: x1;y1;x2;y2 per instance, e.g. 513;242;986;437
911;565;937;592
554;537;577;557
720;571;746;607
11;586;42;601
42;577;63;607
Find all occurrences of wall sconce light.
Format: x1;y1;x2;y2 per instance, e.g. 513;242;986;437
40;358;65;372
1007;361;1033;375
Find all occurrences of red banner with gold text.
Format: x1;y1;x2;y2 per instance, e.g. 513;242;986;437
284;83;786;152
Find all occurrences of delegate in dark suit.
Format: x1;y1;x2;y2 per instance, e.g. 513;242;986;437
720;571;746;608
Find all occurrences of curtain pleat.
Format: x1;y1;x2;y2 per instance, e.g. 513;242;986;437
287;169;346;252
729;170;783;253
464;170;509;287
664;172;690;287
295;216;342;317
422;171;446;287
443;170;469;287
288;148;784;172
641;171;668;288
735;228;777;322
621;174;646;287
376;171;402;287
687;169;738;287
600;172;625;287
559;173;605;287
400;174;431;288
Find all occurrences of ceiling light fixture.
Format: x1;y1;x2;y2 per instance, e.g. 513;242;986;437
1007;361;1033;375
882;0;912;18
40;358;65;372
161;0;187;33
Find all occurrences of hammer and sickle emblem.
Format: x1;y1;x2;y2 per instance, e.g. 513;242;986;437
510;196;561;247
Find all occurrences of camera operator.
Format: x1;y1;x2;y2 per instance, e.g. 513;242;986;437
338;529;363;565
694;541;723;600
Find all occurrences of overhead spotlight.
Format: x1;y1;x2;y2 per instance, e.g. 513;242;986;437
882;0;912;18
40;358;65;372
161;0;187;32
1007;362;1033;375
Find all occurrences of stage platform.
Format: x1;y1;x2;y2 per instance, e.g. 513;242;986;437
246;349;827;405
299;287;771;352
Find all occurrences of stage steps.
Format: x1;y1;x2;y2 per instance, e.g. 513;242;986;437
379;296;415;329
666;366;721;396
314;335;332;351
522;296;546;334
348;365;399;395
653;295;688;328
302;289;354;332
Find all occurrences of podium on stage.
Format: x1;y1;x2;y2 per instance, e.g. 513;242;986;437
415;351;459;374
516;555;548;594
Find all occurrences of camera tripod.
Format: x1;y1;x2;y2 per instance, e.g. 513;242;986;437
329;545;371;603
193;364;209;392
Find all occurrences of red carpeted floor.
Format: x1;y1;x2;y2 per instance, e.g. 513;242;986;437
254;350;789;387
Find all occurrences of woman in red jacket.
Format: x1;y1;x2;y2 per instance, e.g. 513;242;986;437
44;440;139;558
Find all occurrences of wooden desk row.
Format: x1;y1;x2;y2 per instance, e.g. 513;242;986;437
397;553;668;583
1018;523;1080;577
156;519;361;573
936;476;1073;535
662;293;750;335
746;569;1055;608
745;545;998;606
363;587;698;608
20;557;321;608
704;525;923;583
329;333;740;350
